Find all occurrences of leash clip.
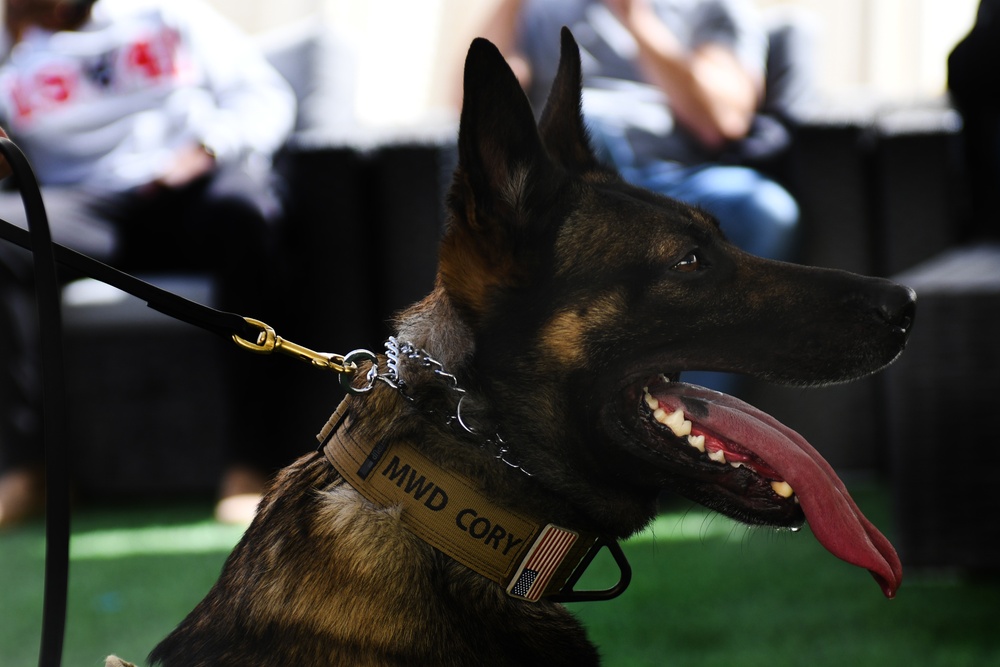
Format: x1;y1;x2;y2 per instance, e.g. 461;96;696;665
232;317;378;394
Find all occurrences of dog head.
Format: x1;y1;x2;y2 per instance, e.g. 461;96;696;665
401;29;913;598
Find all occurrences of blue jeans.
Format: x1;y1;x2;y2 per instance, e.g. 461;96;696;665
619;161;799;261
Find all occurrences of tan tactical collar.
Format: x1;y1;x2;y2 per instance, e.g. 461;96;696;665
317;398;631;603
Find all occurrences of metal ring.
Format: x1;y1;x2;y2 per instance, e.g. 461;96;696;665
340;349;378;394
454;394;478;435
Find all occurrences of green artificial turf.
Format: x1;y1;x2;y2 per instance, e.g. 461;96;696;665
1;484;998;666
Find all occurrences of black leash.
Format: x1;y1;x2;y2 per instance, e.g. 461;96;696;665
0;136;278;667
0;210;261;342
0;137;70;667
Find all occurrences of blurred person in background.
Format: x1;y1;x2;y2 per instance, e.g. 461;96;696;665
0;0;296;527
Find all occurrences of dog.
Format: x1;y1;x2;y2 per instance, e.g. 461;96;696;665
108;29;915;667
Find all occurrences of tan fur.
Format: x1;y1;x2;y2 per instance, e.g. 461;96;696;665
248;484;432;649
541;291;627;368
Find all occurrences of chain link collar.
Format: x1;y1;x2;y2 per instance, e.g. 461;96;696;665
364;337;534;477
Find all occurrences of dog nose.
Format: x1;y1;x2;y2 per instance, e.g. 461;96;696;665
879;284;917;338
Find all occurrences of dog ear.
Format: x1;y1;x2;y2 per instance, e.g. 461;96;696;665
454;37;551;219
442;37;559;317
538;28;601;172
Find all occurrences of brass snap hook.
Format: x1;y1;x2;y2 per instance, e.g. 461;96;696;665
232;317;352;375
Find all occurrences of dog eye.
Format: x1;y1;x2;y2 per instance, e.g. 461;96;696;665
672;251;701;272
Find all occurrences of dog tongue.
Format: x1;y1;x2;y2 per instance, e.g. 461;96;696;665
654;383;902;598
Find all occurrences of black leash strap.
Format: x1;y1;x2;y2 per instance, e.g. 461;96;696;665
0;137;69;667
0;213;260;342
0;136;266;667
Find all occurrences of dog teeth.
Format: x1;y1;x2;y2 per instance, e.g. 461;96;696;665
644;390;659;410
770;481;795;498
653;407;692;437
644;388;694;437
663;409;692;436
644;387;794;499
707;448;727;464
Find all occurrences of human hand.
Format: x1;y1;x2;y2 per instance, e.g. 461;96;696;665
152;143;216;189
602;0;658;32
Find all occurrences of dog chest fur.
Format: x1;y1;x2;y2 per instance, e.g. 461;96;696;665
148;443;600;667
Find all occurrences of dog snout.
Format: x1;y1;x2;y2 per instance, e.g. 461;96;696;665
873;283;917;344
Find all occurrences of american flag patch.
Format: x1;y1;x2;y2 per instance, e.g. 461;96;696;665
506;524;578;601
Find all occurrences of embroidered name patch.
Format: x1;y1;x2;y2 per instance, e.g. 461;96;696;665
320;411;596;600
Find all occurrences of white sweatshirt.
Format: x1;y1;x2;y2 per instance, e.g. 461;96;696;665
0;0;296;190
